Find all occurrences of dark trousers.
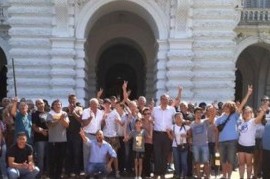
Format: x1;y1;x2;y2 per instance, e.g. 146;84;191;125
48;142;66;179
143;143;153;177
65;132;82;175
153;131;171;176
262;149;270;179
118;136;125;172
187;147;193;177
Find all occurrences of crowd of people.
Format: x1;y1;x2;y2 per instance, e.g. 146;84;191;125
0;82;270;179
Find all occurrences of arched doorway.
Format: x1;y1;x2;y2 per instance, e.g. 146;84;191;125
0;48;7;100
75;0;169;102
236;44;270;107
97;44;145;100
235;69;243;102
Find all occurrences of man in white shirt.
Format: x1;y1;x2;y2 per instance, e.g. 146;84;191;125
81;98;104;173
101;98;121;178
152;94;176;178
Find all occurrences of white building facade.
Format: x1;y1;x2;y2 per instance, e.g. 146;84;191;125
0;0;269;107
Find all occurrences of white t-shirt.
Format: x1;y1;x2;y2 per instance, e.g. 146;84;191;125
102;110;121;137
152;106;176;132
82;108;103;133
171;124;190;147
238;118;258;146
48;110;69;142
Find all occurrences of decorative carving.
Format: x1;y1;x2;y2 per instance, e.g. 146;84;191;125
154;0;171;16
175;0;189;33
53;0;69;36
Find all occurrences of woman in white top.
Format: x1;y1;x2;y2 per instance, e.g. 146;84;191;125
237;103;268;179
167;112;190;178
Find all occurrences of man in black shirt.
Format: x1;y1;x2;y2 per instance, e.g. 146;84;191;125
7;132;39;179
32;99;48;177
63;94;83;177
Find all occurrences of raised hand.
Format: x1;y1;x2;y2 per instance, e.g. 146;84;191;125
97;88;103;99
247;85;253;96
122;81;128;90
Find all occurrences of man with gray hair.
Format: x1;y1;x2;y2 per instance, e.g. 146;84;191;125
10;97;32;144
152;94;176;178
81;98;104;173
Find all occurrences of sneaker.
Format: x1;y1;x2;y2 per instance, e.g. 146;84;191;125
70;173;76;177
115;171;120;178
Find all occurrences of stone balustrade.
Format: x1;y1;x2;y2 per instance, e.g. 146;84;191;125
240;8;270;25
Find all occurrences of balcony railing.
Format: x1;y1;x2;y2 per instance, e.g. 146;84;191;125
240;8;270;25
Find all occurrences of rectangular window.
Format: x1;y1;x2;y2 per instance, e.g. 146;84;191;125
244;0;270;8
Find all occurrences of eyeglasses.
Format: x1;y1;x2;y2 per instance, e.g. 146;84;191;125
144;113;151;115
261;99;269;102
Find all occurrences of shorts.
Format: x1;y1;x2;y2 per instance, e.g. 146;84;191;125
192;145;209;163
104;136;120;151
237;143;255;154
219;140;237;164
133;151;144;159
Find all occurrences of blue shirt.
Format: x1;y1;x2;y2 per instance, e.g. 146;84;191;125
262;122;270;150
215;112;240;142
15;112;32;143
86;139;117;163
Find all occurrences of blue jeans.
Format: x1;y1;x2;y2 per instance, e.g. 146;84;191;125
0;144;7;179
87;163;109;177
35;141;48;175
172;147;188;177
192;144;209;163
7;167;40;179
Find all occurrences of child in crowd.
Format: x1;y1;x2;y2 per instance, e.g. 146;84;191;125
124;119;153;179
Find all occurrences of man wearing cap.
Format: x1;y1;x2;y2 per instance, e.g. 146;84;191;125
81;98;104;174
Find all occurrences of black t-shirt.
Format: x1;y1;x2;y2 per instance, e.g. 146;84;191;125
8;144;33;164
63;107;81;133
32;111;48;142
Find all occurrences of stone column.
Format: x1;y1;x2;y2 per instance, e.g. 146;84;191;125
192;0;238;103
166;39;194;100
49;38;76;102
74;39;86;103
154;40;169;100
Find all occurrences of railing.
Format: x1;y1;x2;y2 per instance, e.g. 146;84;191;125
240;8;270;25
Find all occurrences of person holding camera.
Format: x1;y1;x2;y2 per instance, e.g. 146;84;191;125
167;112;190;178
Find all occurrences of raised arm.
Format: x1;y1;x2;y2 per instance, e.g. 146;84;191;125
173;85;183;107
236;85;253;113
255;102;269;124
10;97;18;117
96;88;103;100
122;81;131;104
